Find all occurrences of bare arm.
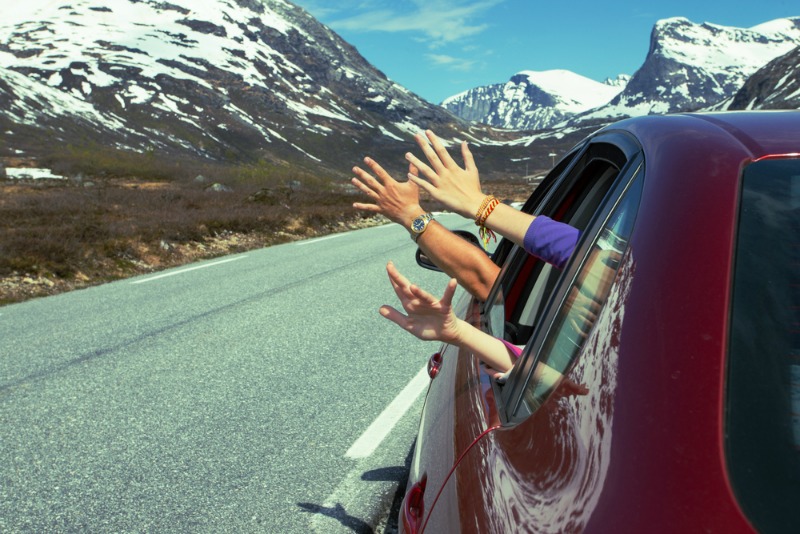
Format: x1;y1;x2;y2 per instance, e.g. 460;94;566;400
352;156;500;300
380;262;514;373
415;221;499;301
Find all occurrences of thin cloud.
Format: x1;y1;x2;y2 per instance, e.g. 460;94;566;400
426;53;477;71
327;0;505;46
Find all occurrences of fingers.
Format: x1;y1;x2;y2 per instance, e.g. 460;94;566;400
363;156;395;185
386;261;415;302
426;130;458;169
351;165;382;195
350;175;378;198
407;282;439;306
352;202;380;212
441;278;458;306
413;132;445;174
379;305;409;329
405;151;437;183
351;157;397;193
386;261;412;289
461;141;476;172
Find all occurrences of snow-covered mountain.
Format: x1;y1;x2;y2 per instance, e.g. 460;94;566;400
445;17;800;132
441;70;628;130
576;17;800;123
722;44;800;111
0;0;493;174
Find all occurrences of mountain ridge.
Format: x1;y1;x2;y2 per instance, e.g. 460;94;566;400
443;16;800;131
1;0;528;180
441;70;627;131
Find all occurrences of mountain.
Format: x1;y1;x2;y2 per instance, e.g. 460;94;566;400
574;17;800;123
443;17;800;132
441;70;628;130
723;44;800;110
0;0;515;178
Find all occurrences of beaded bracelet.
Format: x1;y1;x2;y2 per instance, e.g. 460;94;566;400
475;195;500;250
474;195;495;222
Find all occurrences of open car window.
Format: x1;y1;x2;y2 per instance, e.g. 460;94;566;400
484;137;638;347
477;130;644;424
509;172;643;419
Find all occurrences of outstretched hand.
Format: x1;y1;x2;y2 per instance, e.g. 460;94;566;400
405;130;485;219
351;157;422;228
379;261;463;344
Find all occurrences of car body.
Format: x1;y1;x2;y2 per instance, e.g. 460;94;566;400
401;111;800;533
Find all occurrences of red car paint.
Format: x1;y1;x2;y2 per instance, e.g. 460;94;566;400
401;112;800;533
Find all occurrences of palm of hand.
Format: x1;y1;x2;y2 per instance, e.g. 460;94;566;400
380;262;461;344
406;131;484;217
397;290;459;342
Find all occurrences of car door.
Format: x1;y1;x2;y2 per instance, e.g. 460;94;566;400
403;131;643;533
399;143;585;534
418;145;645;533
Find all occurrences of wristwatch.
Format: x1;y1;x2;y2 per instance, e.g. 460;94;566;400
410;212;434;241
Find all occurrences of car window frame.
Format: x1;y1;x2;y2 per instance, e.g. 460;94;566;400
482;131;642;317
497;154;644;424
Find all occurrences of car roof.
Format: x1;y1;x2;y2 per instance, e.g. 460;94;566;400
604;111;800;161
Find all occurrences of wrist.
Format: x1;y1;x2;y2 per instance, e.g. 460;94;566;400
401;204;425;231
444;318;470;346
462;194;488;219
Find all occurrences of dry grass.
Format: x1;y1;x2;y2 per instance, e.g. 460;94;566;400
0;154;532;306
0;176;383;305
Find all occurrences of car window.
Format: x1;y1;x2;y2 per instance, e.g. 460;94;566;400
725;158;800;533
510;174;643;417
485;144;630;346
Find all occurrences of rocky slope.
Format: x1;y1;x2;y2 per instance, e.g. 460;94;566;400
574;17;800;123
723;45;800;110
0;0;523;178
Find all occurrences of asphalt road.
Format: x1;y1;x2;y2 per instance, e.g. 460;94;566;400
0;214;474;533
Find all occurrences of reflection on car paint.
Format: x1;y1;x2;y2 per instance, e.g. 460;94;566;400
471;249;634;533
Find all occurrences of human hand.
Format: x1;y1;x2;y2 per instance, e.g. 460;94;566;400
405;130;484;219
379;261;463;344
352;157;422;229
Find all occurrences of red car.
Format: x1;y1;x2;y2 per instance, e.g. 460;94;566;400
401;112;800;533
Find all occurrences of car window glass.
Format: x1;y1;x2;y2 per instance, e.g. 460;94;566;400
726;158;800;532
513;174;643;417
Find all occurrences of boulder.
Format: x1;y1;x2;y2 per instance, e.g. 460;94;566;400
205;182;233;193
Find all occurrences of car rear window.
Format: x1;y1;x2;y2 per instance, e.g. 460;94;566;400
726;157;800;532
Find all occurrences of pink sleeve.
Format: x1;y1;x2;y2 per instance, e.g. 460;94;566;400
500;339;524;359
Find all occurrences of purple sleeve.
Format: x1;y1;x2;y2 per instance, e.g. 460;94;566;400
523;216;579;270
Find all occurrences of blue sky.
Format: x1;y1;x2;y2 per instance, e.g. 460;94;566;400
292;0;798;104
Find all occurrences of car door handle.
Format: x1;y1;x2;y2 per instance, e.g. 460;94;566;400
402;476;427;534
427;352;443;379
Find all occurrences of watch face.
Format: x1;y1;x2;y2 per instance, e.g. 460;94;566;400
412;214;431;233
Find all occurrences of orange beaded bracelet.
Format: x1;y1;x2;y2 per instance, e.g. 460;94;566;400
475;195;500;250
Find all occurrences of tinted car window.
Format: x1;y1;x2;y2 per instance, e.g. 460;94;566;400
512;174;643;416
726;158;800;533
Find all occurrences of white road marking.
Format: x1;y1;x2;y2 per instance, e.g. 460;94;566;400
295;233;348;246
130;256;247;285
346;365;429;459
